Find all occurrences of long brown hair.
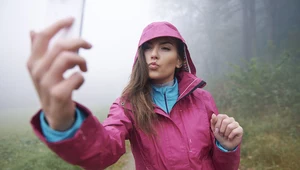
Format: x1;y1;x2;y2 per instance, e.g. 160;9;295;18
121;37;185;134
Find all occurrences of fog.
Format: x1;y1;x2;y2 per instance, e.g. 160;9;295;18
0;0;157;110
0;0;299;112
1;1;299;169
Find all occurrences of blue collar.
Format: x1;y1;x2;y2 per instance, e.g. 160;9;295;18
151;78;179;114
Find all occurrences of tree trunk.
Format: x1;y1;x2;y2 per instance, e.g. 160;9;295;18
241;0;256;60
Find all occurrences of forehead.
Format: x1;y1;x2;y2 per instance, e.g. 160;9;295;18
146;37;177;44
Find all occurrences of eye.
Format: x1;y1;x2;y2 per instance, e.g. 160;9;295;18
143;43;152;50
162;47;170;51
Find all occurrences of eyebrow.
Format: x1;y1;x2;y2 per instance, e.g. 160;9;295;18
159;41;174;46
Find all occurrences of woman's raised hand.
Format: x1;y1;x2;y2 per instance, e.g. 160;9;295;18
27;18;92;131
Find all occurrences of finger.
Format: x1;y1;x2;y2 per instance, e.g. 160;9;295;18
210;113;217;131
63;72;85;91
30;30;36;45
49;72;84;103
213;127;223;140
219;117;235;135
34;38;92;77
228;126;243;140
31;17;74;58
38;52;86;95
214;114;228;131
224;122;239;138
49;38;92;53
48;52;87;82
27;30;37;72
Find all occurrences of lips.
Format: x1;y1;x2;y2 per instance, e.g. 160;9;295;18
149;62;159;70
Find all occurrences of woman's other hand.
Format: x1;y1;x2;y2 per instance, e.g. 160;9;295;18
210;114;243;151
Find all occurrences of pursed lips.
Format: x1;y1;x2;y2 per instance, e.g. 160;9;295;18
149;62;159;69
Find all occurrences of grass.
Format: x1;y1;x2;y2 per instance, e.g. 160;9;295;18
0;132;132;170
222;106;300;170
0;104;299;170
0;107;132;170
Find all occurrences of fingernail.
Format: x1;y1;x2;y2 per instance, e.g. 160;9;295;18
66;17;74;22
215;128;219;133
30;30;35;36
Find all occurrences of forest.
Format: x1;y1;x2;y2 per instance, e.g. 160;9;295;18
152;0;300;169
0;0;299;169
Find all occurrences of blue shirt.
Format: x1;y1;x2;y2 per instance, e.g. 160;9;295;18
151;78;178;114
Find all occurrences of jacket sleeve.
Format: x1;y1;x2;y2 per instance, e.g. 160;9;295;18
203;90;241;170
40;108;86;142
30;99;133;170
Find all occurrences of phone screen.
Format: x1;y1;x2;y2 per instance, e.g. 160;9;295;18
45;0;86;42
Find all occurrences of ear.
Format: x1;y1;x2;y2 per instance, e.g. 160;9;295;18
176;58;183;68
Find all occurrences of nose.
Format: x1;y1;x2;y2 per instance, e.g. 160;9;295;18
150;46;159;60
151;55;158;60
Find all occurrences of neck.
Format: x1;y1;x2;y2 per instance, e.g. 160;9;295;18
152;79;174;87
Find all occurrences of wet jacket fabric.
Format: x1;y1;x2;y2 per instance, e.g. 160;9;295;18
31;21;240;170
39;78;179;142
41;78;235;152
40;108;87;142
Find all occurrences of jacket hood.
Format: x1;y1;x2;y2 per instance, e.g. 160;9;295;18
134;21;197;75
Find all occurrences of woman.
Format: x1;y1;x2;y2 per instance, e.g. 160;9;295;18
27;18;243;170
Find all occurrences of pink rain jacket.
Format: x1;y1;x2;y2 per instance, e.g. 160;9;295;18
31;22;240;170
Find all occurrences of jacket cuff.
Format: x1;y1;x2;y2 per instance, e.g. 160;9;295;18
40;108;87;142
216;140;238;152
30;102;104;164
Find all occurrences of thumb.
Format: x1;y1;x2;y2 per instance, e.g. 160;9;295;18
212;127;223;142
210;113;217;132
30;30;36;45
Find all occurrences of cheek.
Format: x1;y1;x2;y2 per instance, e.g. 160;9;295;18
158;59;178;75
144;51;151;62
165;56;179;67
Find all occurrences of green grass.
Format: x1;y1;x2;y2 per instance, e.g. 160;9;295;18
0;107;132;170
221;106;300;170
0;132;132;170
1;104;299;170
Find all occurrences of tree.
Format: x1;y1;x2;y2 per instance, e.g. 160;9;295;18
241;0;256;60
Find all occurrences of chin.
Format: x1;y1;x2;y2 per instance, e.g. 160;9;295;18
148;73;162;80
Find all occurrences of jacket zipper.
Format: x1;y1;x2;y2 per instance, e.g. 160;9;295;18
165;80;206;115
164;92;169;114
178;80;206;101
154;80;206;116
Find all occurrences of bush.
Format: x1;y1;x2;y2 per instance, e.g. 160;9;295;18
213;51;300;117
207;48;300;169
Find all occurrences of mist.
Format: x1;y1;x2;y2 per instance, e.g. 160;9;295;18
1;0;299;169
0;0;155;110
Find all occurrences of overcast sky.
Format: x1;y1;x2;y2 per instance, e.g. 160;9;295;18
0;0;161;111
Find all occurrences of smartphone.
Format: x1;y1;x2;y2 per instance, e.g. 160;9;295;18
45;0;86;44
44;0;86;78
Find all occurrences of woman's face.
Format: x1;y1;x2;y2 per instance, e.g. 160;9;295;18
144;37;182;84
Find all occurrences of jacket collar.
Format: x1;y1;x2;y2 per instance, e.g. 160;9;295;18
121;71;206;112
176;71;206;101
